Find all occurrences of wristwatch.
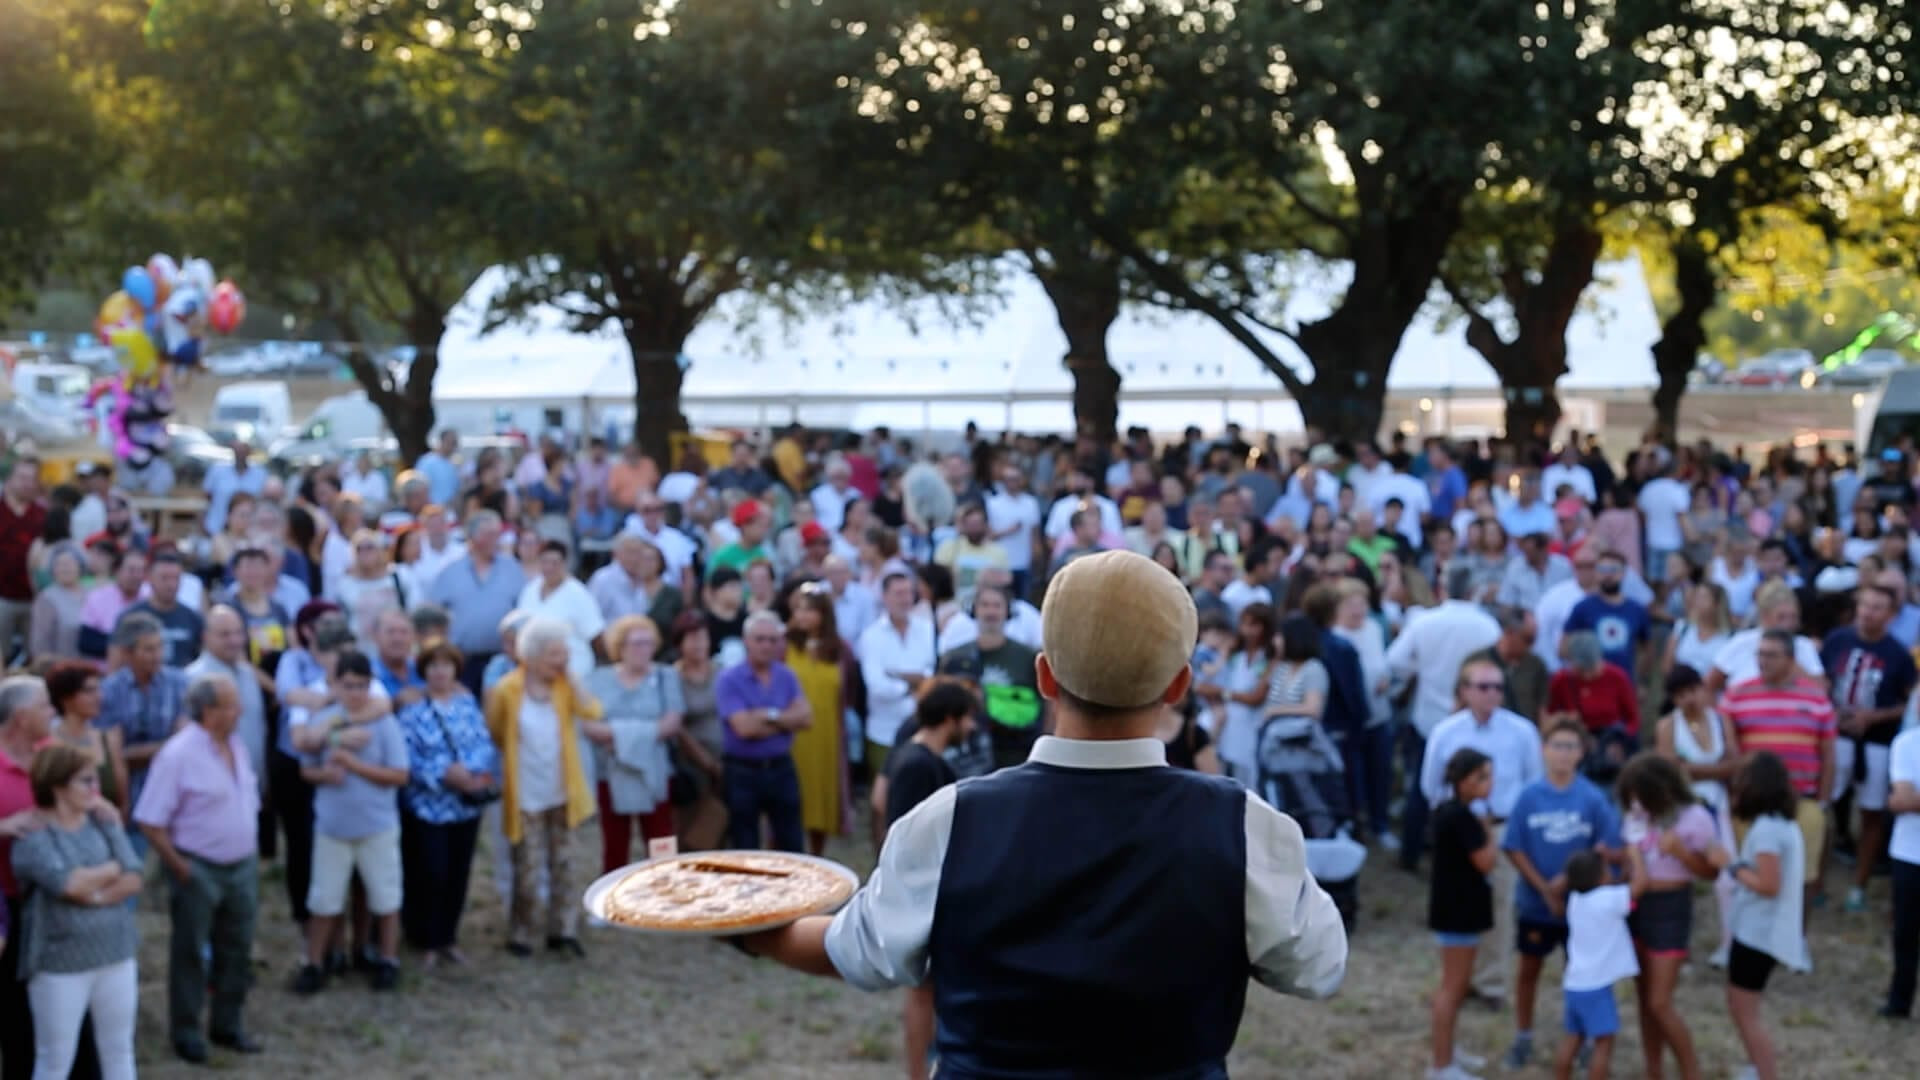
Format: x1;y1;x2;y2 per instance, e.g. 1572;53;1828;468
764;707;780;729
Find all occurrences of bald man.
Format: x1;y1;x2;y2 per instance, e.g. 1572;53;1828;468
739;551;1347;1076
184;605;269;793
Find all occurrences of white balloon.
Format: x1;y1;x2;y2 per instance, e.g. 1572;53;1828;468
181;257;215;298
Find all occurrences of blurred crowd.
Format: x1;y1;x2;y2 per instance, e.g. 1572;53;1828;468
0;416;1916;1078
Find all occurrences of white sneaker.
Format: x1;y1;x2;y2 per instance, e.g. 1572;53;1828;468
1425;1065;1482;1080
1709;945;1730;970
1732;1066;1759;1080
1453;1048;1487;1070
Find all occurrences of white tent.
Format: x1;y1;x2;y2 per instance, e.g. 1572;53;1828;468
434;254;1662;434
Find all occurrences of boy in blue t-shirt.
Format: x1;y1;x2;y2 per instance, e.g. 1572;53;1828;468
1499;720;1620;1068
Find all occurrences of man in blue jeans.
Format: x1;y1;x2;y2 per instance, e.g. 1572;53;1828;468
713;610;813;852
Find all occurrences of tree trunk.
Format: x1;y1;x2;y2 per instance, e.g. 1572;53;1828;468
625;335;691;467
1034;256;1123;444
1460;221;1603;453
334;304;441;464
1291;312;1399;446
1650;234;1718;442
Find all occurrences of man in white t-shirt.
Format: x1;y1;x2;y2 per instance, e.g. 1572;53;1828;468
986;466;1042;600
1637;469;1691;582
1882;725;1920;1017
1705;582;1826;693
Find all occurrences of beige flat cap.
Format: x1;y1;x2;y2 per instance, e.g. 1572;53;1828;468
1041;550;1198;710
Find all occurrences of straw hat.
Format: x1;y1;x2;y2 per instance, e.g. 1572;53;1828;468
1040;550;1197;710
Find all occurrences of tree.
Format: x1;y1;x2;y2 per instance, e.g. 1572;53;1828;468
1622;1;1920;438
0;0;106;322
103;0;501;461
475;0;945;463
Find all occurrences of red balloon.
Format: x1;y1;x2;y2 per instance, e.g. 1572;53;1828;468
208;280;246;335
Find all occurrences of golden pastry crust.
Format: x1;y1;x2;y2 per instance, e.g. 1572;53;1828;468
599;853;855;931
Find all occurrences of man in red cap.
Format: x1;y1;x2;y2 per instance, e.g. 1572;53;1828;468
707;499;773;580
796;522;833;578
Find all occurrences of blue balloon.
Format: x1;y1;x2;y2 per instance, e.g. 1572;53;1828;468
143;309;161;336
122;266;157;310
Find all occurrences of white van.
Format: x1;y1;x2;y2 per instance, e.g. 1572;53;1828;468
269;392;388;468
9;362;92;424
209;381;293;444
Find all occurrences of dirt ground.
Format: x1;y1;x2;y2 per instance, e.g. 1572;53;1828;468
116;821;1915;1080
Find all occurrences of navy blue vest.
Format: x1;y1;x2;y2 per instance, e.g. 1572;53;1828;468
929;761;1249;1079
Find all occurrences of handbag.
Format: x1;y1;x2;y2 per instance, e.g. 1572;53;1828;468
427;700;500;807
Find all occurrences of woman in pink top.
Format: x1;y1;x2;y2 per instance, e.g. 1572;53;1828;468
1617;752;1719;1080
1588;486;1642;575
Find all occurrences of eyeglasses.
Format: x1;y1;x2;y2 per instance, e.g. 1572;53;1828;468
1467;681;1506;692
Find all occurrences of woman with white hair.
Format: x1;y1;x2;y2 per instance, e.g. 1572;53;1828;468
484;616;602;958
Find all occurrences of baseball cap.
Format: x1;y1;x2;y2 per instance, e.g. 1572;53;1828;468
730;500;762;528
800;522;828;545
1040;550;1197;710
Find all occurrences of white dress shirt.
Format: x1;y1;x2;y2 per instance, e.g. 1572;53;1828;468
938;600;1044;653
1369;471;1431;548
834;581;878;650
1386;600;1502;738
411;536;466;595
986;490;1042;573
824;736;1349;1000
1043;495;1123;541
1540;463;1597;505
857;615;938;747
811;482;858;532
1419;707;1544;818
620;519;698;580
515;577;606;680
1533;579;1589;674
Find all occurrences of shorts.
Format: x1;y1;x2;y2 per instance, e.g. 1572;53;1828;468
1433;931;1481;949
1562;986;1619;1038
1831;739;1892;811
1627;887;1693;955
867;739;892;779
308;827;402;917
1793;799;1826;884
1727;940;1778;993
1515;919;1569;958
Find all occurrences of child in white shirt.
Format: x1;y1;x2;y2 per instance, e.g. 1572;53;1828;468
1555;844;1648;1080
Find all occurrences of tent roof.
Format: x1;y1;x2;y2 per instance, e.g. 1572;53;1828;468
435;254;1662;406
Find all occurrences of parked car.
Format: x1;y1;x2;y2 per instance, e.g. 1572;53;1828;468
166;422;233;487
0;399;81;446
1819;348;1907;387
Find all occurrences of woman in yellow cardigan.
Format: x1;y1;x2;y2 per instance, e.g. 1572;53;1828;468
486;616;606;957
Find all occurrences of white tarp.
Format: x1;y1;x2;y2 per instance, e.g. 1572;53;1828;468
434;254;1662;432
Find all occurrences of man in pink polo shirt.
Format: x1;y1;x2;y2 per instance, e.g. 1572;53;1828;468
1719;628;1837;909
135;672;264;1065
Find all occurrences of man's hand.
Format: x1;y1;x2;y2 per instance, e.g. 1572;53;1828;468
582;720;614;748
1835;708;1866;738
0;810;43;839
313;765;348;786
326;745;360;769
659;712;684;740
1705;843;1732;871
170;859;194;886
1657;830;1687;858
394;687;426;709
336;725;374;752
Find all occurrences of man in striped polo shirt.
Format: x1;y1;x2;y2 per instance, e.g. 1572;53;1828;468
1721;629;1837;911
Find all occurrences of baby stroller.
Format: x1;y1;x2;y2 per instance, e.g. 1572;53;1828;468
1254;716;1366;929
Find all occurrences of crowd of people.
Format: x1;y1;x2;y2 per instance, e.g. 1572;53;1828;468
0;415;1914;1076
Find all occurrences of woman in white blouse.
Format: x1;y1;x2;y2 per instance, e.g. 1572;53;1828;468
515;539;606;680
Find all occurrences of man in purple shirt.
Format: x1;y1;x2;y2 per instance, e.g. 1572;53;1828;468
713;611;814;852
134;672;265;1064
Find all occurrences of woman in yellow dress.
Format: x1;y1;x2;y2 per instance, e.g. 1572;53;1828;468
784;582;852;855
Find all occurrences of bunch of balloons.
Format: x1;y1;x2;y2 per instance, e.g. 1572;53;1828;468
89;254;244;471
93;254;245;383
